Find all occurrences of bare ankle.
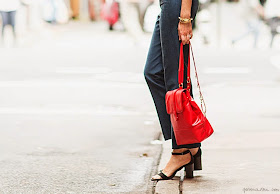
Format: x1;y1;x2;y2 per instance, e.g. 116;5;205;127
189;147;199;155
172;148;188;153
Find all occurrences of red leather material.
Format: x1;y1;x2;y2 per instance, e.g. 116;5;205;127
165;42;214;145
174;90;184;114
166;90;176;114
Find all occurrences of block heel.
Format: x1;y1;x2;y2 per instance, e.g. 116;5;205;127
194;155;202;170
185;162;194;178
193;147;202;171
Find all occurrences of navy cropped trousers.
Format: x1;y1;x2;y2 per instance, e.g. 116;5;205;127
144;0;200;149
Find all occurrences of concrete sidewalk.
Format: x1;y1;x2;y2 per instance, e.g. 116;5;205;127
153;80;280;194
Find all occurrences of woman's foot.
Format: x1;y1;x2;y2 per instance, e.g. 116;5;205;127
189;147;199;156
151;148;194;180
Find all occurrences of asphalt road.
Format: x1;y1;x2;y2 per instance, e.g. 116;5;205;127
0;22;162;194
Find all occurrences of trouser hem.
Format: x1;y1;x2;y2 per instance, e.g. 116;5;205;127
164;136;201;149
172;143;201;149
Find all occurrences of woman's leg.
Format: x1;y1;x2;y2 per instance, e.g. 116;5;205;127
0;12;8;38
148;0;201;181
144;14;172;140
8;11;17;38
160;0;200;149
145;0;201;148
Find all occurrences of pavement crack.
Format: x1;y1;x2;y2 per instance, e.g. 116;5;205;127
179;179;183;194
149;131;163;194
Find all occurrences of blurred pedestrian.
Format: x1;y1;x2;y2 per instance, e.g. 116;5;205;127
45;0;56;23
70;0;80;19
101;0;119;30
0;0;21;41
264;0;280;47
88;0;96;21
195;0;212;44
144;0;200;181
138;0;154;30
118;0;144;42
231;0;264;48
21;0;33;28
41;0;69;24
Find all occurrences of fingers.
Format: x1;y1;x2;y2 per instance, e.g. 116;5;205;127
178;29;181;41
178;23;193;44
181;35;187;45
181;34;192;45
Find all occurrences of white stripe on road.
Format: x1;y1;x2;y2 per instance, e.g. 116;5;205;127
0;80;145;88
0;107;141;116
202;67;251;74
55;67;112;74
270;55;280;70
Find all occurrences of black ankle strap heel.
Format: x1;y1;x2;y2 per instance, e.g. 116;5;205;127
171;150;194;179
151;150;194;181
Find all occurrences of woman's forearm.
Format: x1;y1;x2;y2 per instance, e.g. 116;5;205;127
180;0;192;18
178;0;193;44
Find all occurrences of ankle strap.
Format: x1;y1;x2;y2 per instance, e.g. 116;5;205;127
171;150;191;155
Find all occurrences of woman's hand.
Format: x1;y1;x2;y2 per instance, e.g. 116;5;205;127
178;22;193;45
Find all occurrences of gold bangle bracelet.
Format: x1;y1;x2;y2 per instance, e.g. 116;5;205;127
178;17;193;23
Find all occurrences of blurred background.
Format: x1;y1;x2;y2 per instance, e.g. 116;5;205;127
0;0;279;193
0;0;280;48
